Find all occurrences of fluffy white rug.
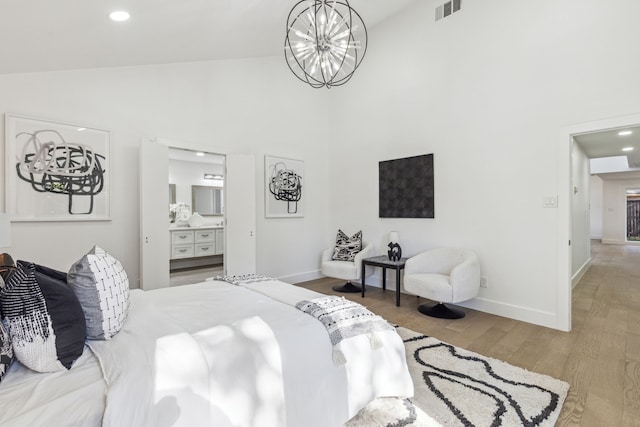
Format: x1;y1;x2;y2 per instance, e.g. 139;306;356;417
345;397;441;427
398;327;570;427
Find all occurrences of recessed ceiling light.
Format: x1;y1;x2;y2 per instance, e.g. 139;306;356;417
109;10;130;22
622;147;634;152
195;152;205;157
618;130;633;136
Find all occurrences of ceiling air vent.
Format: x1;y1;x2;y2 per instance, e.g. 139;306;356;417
436;0;461;21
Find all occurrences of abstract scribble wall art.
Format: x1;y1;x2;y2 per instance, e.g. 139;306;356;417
5;114;111;221
265;155;303;218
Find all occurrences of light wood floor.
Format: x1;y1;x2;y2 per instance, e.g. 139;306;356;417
169;265;223;286
297;241;640;427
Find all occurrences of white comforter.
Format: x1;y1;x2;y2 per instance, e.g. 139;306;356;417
0;280;413;427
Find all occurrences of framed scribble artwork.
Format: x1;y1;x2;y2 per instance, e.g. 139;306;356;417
5;114;111;221
265;155;303;218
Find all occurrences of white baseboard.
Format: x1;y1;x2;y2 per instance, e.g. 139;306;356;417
601;239;640;246
572;257;592;289
283;270;561;330
279;270;324;284
458;298;559;330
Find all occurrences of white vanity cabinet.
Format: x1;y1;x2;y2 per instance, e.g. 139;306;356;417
171;230;195;259
194;229;216;257
170;227;223;260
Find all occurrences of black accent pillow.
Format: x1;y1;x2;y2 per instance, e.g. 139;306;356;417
331;230;363;261
0;261;86;372
0;318;13;382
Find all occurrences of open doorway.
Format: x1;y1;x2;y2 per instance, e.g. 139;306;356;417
559;114;640;332
627;188;640;242
168;147;225;286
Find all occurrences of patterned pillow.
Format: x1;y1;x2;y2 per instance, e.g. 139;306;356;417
68;246;130;340
0;319;13;382
331;230;363;261
0;261;86;372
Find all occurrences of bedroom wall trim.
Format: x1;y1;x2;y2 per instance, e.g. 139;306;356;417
279;270;324;284
571;258;592;289
459;297;558;330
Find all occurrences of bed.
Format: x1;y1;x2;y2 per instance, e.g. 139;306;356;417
0;277;414;427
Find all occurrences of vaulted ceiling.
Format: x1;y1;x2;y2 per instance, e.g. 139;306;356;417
1;0;417;75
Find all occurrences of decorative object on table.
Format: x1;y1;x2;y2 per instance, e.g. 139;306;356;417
265;155;304;218
284;0;368;89
397;326;569;427
187;212;204;228
404;248;481;319
5;114;110;221
379;154;434;218
169;202;190;226
387;231;402;261
321;230;374;293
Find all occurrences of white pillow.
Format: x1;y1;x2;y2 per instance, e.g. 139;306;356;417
68;246;130;340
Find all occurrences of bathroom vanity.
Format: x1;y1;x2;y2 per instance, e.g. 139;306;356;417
169;225;224;270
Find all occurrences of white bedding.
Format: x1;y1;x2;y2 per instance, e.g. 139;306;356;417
0;279;413;427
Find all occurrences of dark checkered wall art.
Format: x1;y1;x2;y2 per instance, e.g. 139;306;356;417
379;154;434;218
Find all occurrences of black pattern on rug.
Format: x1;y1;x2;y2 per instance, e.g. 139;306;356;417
400;330;569;427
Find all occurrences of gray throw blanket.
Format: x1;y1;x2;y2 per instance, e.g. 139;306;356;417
295;295;394;365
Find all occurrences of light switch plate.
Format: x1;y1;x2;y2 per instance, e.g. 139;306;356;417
543;196;558;208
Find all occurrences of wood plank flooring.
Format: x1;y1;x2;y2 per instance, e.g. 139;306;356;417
296;241;640;426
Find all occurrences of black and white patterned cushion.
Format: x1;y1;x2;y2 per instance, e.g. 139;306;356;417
0;318;13;382
331;230;363;261
0;261;86;372
68;246;130;340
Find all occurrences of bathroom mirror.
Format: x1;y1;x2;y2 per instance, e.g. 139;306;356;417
192;185;223;216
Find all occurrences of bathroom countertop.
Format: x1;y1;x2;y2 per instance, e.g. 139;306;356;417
169;224;224;231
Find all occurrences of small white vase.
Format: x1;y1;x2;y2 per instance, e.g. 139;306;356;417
188;212;204;227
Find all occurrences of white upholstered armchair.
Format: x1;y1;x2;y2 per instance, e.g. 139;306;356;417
321;243;375;293
404;248;481;319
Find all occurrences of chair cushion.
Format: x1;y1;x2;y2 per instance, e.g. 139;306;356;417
331;230;362;261
404;273;453;303
321;260;359;282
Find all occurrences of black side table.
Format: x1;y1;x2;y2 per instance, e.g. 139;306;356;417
361;255;408;306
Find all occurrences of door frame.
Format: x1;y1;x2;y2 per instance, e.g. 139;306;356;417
558;112;640;332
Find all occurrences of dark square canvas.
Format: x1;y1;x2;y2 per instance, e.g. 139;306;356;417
379;154;434;218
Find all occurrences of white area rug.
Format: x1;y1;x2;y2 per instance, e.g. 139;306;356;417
346;327;570;426
345;397;441;427
398;327;570;427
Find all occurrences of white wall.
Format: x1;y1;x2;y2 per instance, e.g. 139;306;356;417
590;175;603;239
0;57;331;286
571;141;591;281
326;0;640;329
601;171;640;244
3;0;640;329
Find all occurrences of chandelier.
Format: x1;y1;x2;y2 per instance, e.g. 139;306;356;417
284;0;368;89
